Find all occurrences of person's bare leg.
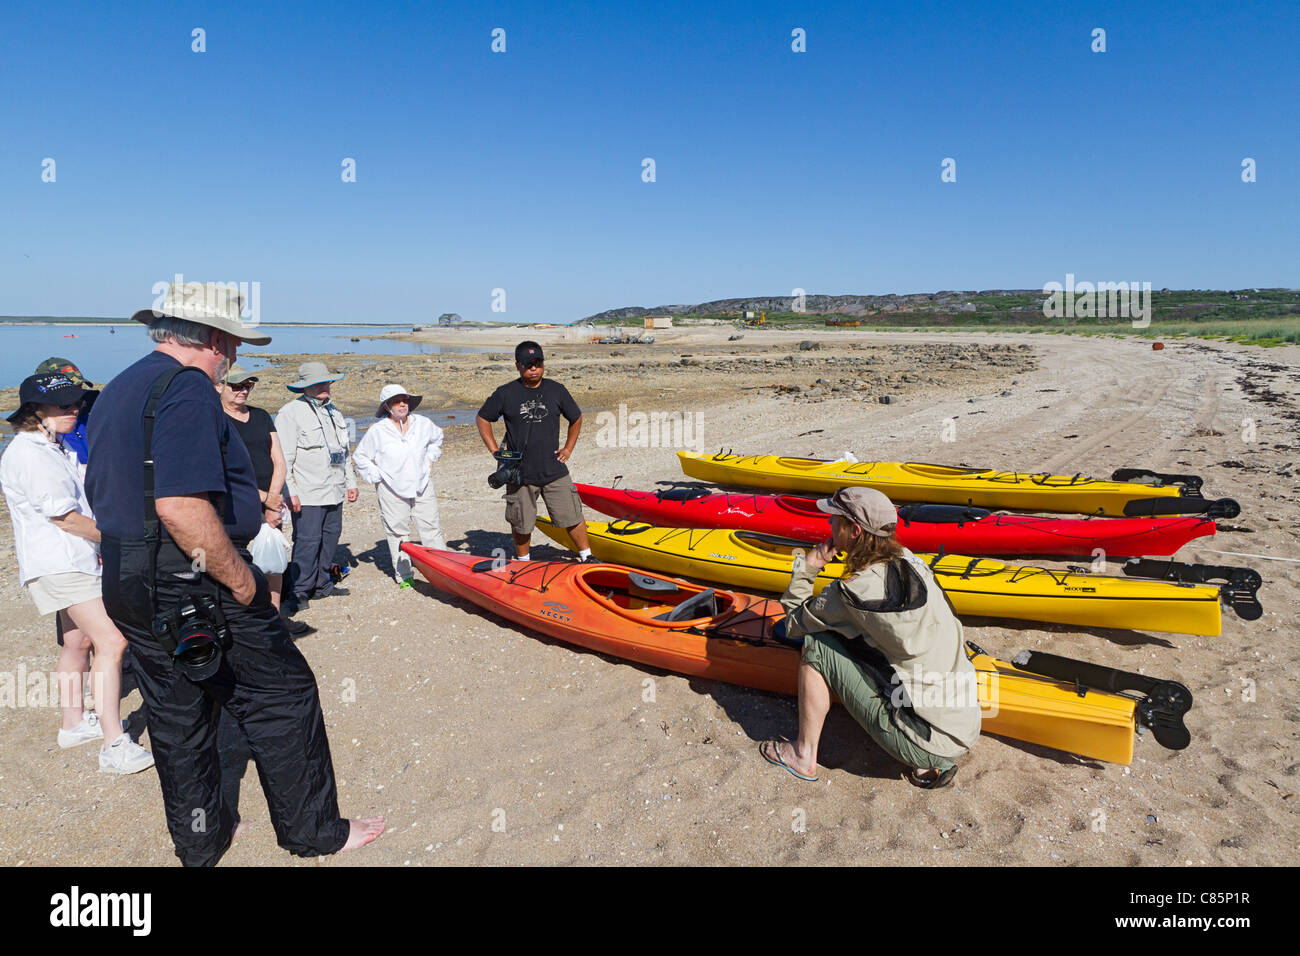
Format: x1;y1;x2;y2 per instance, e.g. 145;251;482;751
267;573;282;612
55;613;91;731
63;599;126;742
339;816;386;851
512;532;531;558
568;523;591;552
767;662;830;777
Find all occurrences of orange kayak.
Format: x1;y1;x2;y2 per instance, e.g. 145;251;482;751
402;545;1193;765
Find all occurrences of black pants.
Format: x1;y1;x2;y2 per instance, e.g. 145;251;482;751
101;536;349;867
286;502;343;602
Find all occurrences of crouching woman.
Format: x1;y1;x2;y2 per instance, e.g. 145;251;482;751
760;486;980;789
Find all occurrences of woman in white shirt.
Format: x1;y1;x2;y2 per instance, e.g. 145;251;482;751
1;374;153;774
352;384;446;586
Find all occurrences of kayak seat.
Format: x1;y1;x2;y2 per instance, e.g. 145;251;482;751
655;588;718;622
657;486;711;502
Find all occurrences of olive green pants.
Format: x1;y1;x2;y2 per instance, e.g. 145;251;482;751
802;630;955;773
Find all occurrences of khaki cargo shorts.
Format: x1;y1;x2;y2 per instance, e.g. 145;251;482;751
505;472;585;535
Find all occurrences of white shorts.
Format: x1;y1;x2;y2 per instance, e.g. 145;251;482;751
27;571;102;616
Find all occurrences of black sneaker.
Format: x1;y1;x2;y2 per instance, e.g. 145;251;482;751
282;597;310;616
316;587;350;599
578;554;598;563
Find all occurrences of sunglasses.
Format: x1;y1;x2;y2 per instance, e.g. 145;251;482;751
229;381;256;393
521;361;544;370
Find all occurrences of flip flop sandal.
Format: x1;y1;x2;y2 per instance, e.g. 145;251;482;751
759;740;818;782
908;765;958;790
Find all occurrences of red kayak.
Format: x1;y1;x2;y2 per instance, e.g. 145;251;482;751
575;484;1216;557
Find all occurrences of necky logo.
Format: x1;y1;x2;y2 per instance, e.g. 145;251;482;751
49;885;151;936
540;600;572;620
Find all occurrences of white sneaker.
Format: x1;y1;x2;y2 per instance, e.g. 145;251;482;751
99;734;156;775
58;712;104;749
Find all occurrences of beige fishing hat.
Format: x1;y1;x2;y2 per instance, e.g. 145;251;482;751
130;281;271;346
816;486;898;536
287;361;345;391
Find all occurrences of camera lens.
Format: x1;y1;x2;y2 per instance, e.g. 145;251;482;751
175;623;223;682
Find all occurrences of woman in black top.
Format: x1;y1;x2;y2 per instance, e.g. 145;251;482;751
219;365;289;609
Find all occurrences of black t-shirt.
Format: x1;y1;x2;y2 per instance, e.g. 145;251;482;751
477;378;581;486
229;406;277;493
85;352;262;542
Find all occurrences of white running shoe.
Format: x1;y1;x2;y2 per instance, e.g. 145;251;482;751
99;734;156;775
58;712;104;749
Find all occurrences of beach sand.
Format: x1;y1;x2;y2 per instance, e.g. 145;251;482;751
0;327;1296;866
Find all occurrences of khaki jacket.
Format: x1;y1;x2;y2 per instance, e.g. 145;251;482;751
781;548;981;760
275;396;357;506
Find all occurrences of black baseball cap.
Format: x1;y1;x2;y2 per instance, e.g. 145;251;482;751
7;373;89;423
515;341;544;365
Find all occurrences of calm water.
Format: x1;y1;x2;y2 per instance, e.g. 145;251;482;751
0;324;489;454
0;324;488;389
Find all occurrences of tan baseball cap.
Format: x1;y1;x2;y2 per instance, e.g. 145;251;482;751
816;486;897;536
222;364;259;386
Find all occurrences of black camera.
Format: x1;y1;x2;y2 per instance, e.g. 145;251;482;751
152;592;231;683
487;449;524;489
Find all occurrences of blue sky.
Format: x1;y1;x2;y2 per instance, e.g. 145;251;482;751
2;0;1296;323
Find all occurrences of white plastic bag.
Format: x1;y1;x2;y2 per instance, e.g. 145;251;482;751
250;522;290;575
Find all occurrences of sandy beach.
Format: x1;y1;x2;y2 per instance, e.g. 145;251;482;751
1;328;1296;866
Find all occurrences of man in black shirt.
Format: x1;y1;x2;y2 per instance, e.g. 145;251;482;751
86;282;383;865
476;341;593;560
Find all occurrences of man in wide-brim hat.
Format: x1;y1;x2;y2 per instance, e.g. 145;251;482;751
275;361;358;614
84;281;382;866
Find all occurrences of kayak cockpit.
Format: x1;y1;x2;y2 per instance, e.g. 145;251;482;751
774;495;827;518
575;567;736;625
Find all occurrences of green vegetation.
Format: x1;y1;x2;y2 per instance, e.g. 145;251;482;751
592;290;1300;346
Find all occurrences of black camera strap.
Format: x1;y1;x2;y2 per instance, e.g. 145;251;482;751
142;365;229;617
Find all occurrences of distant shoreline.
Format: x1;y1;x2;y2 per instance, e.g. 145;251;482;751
0;319;418;328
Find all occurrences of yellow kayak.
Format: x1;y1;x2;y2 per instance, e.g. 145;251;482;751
535;518;1225;636
677;452;1240;517
967;647;1145;764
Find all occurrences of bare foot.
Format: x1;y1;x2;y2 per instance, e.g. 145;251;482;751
759;739;818;780
233;821;252;840
339;816;385;852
